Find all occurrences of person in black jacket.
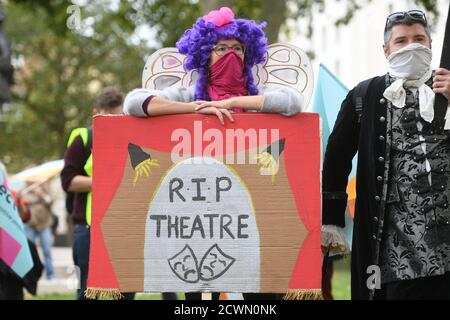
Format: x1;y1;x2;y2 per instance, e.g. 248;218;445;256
61;87;136;300
322;10;450;300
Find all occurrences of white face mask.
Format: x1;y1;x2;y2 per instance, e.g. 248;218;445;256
387;43;432;80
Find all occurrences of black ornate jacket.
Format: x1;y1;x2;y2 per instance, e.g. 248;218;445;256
322;74;450;300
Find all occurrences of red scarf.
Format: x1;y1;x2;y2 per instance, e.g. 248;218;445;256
207;51;247;113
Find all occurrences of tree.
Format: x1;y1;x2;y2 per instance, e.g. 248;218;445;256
138;0;441;46
0;0;441;172
0;1;148;172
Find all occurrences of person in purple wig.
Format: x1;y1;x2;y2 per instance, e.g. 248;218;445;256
176;7;268;102
124;7;306;124
124;8;303;300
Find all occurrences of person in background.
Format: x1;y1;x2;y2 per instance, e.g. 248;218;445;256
22;184;55;281
61;87;135;300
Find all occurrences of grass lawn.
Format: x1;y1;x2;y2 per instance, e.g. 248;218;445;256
331;256;351;300
29;257;352;300
27;293;184;300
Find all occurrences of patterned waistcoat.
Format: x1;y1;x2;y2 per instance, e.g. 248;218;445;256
379;78;450;284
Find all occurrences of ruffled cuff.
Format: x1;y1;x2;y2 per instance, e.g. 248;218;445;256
322;225;350;255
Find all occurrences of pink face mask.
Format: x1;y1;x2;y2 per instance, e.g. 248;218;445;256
207;51;247;113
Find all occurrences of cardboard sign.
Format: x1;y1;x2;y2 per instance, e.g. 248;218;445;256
87;113;321;295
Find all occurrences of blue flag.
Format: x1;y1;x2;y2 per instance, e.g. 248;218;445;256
312;64;348;155
0;171;33;278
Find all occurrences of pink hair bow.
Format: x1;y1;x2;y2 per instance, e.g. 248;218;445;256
203;7;234;27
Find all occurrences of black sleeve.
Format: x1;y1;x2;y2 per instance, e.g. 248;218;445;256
322;88;359;227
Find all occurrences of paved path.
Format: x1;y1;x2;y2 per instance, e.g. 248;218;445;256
36;246;76;295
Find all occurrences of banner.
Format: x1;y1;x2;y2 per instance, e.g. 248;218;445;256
0;171;33;278
87;114;322;299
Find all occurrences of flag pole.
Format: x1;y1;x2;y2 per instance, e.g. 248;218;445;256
433;3;450;127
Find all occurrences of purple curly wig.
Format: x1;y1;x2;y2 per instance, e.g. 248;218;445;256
176;16;268;101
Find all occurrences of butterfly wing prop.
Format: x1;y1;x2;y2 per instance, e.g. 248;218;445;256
253;43;314;110
142;48;197;90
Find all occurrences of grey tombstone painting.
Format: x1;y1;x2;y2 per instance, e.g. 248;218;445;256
144;157;260;292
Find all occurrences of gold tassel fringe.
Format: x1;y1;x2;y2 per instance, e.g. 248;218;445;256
85;288;123;300
283;289;324;300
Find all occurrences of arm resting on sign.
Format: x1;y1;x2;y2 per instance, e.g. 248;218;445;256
259;84;305;116
194;95;264;112
123;87;195;117
124;84;305;117
144;96;198;117
195;85;305;116
123;87;234;125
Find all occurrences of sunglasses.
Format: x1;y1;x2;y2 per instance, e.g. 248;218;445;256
385;10;427;30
